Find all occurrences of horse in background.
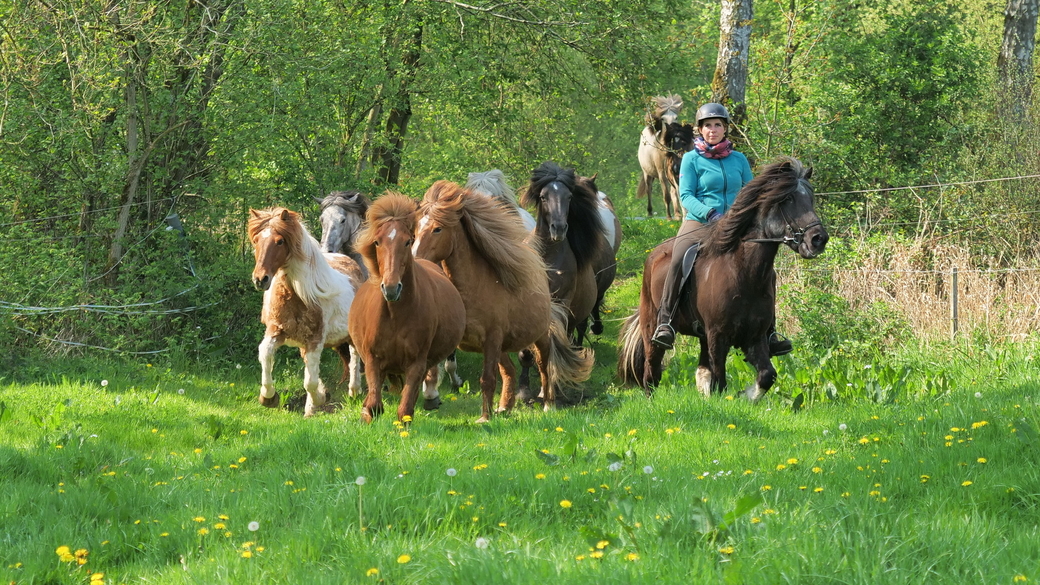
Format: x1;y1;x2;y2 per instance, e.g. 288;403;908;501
637;95;691;219
349;193;466;423
576;173;622;341
413;180;594;421
248;207;364;416
466;169;536;232
618;158;829;400
317;190;371;279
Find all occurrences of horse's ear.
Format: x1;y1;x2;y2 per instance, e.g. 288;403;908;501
805;166;814;180
249;209;262;219
279;208;291;221
590;172;598;181
347;192;358;201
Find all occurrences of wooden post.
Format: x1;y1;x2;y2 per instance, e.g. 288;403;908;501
951;266;959;337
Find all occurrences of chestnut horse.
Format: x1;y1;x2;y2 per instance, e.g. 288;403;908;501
618;158;829;400
348;193;466;423
248;207;364;415
413;180;594;422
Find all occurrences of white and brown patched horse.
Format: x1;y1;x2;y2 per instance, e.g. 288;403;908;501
637;94;690;220
247;207;363;416
465;169;537;232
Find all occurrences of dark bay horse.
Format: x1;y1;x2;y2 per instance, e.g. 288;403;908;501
521;162;617;344
348;193;466;422
248;207;364;416
618;158;829;400
413;180;594;422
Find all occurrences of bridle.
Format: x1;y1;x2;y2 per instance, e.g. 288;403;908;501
745;185;823;247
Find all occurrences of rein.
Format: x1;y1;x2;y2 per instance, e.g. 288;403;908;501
744;200;822;246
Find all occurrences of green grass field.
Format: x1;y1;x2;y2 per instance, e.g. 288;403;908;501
3;216;1040;584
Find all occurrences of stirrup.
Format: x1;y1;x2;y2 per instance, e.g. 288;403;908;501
651;323;675;349
768;332;793;357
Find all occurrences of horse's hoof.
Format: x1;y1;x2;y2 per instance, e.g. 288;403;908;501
591;322;604;335
475;415;491;424
423;396;442;411
745;384;766;403
259;394;280;408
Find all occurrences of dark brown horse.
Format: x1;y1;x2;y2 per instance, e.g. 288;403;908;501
348;193;466;422
618;158;829;400
522;162;609;343
413;180;594;422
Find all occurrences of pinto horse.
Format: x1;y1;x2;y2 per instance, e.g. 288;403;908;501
248;207;364;416
637;95;688;219
465;169;536;232
576;173;623;339
413;180;594;421
317;190;371;278
348;193;466;423
618;158;829;400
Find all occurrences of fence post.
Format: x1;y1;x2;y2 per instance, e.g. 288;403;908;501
950;265;958;337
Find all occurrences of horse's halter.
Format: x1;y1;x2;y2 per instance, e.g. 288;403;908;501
745;183;823;247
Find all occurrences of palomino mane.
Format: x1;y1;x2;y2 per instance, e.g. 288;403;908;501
356;192;416;280
701;157;810;258
320;189;370;217
422;180;545;294
466;170;518;207
522;161;606;270
248;207;346;307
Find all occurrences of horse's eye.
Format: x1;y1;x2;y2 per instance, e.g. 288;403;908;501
373;241;380;247
406;239;414;246
339;218;345;224
275;239;284;246
432;227;442;234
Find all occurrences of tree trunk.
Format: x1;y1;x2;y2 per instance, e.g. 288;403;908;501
998;0;1039;124
374;23;423;186
712;0;754;132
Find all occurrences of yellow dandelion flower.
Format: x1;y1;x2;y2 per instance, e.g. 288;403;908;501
400;431;410;438
727;424;736;430
628;429;637;436
587;488;596;494
575;555;586;561
776;464;787;471
560;500;572;508
626;552;640;561
761;485;772;491
241;550;253;558
238;457;247;463
590;550;604;559
56;546;71;556
397;554;411;564
869;490;881;496
962;481;973;487
402;415;413;423
787;458;798;465
535;473;546;480
366;568;379;576
719;546;735;555
814;487;824;493
977;457;987;464
214;523;226;530
972;421;988;429
240;430;248;435
1013;575;1027;583
858;437;870;445
921;475;931;483
198;528;210;535
91;573;104;581
751;517;761;524
193;516;206;522
555;427;564;432
812;467;822;473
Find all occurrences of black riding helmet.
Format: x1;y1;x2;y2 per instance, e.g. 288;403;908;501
695;102;730;126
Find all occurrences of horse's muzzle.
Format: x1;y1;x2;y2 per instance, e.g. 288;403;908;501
253;275;272;291
798;225;829;259
381;282;403;302
549;224;568;242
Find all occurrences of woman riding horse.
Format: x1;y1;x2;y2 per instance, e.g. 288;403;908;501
651;102;792;356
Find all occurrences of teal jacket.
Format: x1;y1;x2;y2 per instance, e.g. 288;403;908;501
678;149;752;223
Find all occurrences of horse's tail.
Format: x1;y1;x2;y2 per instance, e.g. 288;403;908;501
546;302;595;395
617;309;645;386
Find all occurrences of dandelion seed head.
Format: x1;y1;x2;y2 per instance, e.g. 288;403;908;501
643;465;653;474
446;468;457;477
248;521;260;531
475;537;489;549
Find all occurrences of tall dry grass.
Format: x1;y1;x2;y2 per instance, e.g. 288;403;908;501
777;236;1040;342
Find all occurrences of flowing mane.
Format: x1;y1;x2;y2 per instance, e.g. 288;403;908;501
247;207;345;307
356;193;416;280
320;189;370;217
466;170;517;207
422;180;545;294
701;157;812;258
522;161;606;270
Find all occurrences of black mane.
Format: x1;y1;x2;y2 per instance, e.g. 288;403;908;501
523;161;606;270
